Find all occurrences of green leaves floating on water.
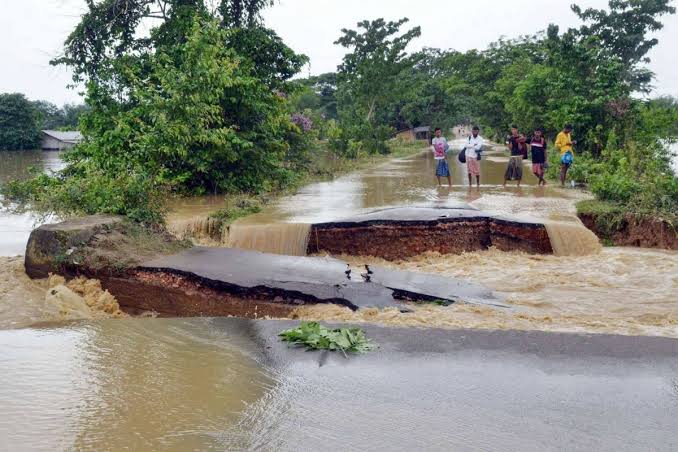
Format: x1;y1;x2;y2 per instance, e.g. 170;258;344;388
279;322;377;355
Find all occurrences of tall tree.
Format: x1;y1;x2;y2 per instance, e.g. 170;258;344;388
572;0;676;91
335;18;421;125
0;93;41;150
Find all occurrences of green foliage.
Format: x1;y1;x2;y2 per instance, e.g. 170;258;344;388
209;195;262;225
572;0;676;91
334;18;421;155
279;321;377;355
74;18;301;195
6;10;313;223
576;199;628;238
291;73;338;120
3;169;165;224
0;93;41;150
32;101;89;130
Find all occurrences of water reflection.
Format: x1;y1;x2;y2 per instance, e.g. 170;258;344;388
0;318;273;451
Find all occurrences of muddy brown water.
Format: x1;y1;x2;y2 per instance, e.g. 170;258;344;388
1;142;677;449
1;317;677;451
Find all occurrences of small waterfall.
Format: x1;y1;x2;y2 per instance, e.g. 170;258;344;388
225;223;312;256
167;217;224;245
544;220;602;256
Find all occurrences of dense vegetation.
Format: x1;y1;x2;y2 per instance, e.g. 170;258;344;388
0;93;88;150
2;0;677;226
0;93;41;150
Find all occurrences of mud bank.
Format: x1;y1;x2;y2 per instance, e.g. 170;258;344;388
579;212;678;250
24;216;503;319
309;206;553;260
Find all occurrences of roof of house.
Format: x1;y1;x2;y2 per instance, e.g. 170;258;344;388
413;126;431;133
42;130;83;143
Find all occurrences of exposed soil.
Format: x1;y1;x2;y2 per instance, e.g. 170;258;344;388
579;213;678;250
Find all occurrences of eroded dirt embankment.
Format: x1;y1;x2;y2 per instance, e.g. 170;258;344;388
309;207;553;259
578;213;678;250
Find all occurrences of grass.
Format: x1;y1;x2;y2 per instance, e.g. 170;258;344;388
279;321;377;356
67;220;191;273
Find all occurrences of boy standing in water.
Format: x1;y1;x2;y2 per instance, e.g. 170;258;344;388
555;124;576;186
464;126;483;188
431;127;451;186
529;128;547;186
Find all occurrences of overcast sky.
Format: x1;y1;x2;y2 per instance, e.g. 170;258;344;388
1;0;676;105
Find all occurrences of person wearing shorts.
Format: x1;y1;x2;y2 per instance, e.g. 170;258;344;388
464;126;483;188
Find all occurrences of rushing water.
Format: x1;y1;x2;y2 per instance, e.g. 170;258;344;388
1;144;677;450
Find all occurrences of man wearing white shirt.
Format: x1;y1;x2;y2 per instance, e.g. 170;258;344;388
464;125;484;188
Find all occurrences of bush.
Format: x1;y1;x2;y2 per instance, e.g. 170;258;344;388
3;169;165;224
589;172;642;204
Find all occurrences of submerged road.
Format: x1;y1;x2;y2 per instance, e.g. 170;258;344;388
232;320;678;451
2;317;676;450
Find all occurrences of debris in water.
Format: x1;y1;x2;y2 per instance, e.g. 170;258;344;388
279;321;377;355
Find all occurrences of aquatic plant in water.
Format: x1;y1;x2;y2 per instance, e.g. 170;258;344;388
279;321;376;355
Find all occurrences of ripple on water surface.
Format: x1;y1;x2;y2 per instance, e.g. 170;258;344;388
0;318;274;451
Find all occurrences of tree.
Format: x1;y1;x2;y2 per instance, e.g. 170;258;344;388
0;93;41;150
292;73;338;120
71;18;302;195
61;104;90;129
49;0;306;194
572;0;676;91
334;18;421;154
53;1;284;83
32;101;64;130
335;18;421;125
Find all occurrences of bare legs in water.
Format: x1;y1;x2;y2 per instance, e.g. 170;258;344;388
467;172;480;188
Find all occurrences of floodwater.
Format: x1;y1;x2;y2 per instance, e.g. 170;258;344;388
0;150;63;256
1;143;678;449
1;317;677;451
167;139;677;337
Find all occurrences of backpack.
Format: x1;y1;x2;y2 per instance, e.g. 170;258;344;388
458;148;466;163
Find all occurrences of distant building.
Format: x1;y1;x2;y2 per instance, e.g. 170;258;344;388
41;130;83;150
395;126;431;143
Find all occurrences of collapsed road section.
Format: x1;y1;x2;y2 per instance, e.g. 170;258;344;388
24;216;504;318
308;206;553;259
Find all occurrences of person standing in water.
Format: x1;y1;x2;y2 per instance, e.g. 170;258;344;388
504;125;526;187
555;124;576;186
431;127;451;187
464;125;483;188
529;128;547;186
